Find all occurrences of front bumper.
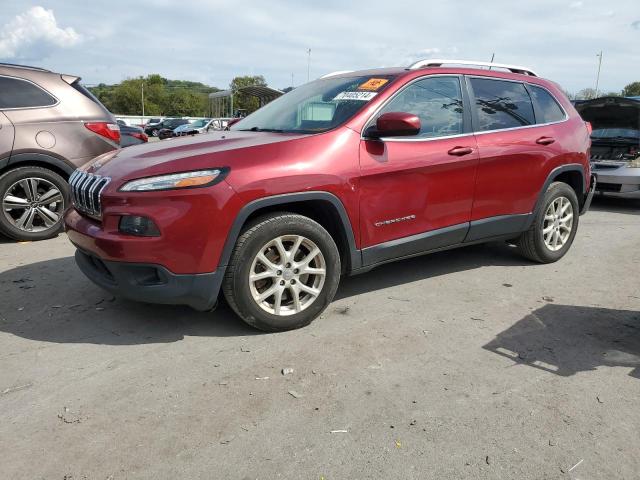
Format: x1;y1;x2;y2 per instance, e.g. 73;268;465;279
74;248;224;311
592;163;640;198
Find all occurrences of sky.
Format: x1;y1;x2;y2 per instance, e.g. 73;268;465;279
0;1;638;94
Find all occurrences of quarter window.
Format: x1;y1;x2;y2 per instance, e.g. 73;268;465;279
529;85;565;123
375;76;464;138
470;78;535;131
0;77;57;109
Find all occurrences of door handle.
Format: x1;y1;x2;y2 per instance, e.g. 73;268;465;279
536;136;555;145
447;146;473;156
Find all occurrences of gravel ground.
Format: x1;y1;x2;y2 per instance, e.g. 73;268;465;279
0;197;639;479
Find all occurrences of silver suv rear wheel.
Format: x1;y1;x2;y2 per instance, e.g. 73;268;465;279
0;166;68;241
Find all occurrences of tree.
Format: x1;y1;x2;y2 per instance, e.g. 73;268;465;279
230;75;267;114
622;81;640;97
89;74;220;116
576;88;597;100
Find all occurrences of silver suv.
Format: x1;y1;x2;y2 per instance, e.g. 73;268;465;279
0;63;119;241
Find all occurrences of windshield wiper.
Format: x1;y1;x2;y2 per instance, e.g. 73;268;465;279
238;127;285;133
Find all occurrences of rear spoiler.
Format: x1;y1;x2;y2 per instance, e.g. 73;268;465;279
61;74;80;85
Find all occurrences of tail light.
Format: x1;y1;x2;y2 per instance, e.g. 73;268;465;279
85;122;120;144
585;121;592;135
131;132;148;142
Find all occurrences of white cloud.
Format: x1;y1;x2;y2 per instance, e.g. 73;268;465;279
632;20;640;30
569;1;584;8
0;6;81;60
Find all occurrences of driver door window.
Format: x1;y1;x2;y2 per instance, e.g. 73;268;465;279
375;76;464;138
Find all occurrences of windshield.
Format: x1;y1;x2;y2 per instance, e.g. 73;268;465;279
230;75;396;134
189;119;208;128
591;128;640;139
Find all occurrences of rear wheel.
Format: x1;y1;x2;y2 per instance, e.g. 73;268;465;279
0;166;69;241
516;181;579;263
223;213;341;332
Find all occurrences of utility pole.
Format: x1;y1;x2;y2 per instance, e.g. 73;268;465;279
489;53;495;70
291;72;294;88
307;48;311;83
594;51;603;98
141;82;145;118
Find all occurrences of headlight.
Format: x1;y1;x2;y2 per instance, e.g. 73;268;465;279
120;169;226;192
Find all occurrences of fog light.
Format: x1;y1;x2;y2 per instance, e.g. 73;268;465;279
119;216;160;237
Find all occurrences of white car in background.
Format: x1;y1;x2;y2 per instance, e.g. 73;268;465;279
173;118;230;136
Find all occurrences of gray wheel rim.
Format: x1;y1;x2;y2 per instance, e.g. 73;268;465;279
2;177;64;233
543;196;573;251
249;235;326;316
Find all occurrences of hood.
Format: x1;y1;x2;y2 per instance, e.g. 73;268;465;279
84;130;310;180
575;97;640;131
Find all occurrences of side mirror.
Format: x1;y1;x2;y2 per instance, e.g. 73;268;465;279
365;112;421;139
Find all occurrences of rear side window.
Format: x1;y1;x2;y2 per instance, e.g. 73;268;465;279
375;76;464;138
0;76;57;109
529;85;566;123
71;81;111;114
470;78;535;131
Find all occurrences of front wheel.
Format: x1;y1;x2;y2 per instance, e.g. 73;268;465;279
0;166;69;241
222;213;341;332
516;181;579;263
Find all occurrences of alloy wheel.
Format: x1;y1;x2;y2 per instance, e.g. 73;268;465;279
249;235;326;316
542;196;573;251
2;177;64;233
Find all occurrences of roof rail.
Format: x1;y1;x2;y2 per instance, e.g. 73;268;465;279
320;70;354;79
0;62;51;73
408;59;537;77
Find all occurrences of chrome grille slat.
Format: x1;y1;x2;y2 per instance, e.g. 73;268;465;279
69;169;110;218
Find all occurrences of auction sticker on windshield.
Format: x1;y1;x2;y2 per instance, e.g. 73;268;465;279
333;91;378;101
358;78;389;91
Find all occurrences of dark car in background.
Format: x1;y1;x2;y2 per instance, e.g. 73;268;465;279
575;97;640;198
143;118;163;137
146;118;189;138
0;63;119;241
117;120;149;147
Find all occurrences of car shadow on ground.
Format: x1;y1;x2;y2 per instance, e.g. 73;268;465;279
590;195;640;216
0;241;533;345
484;304;640;379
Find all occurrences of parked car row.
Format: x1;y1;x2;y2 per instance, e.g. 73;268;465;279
157;118;231;140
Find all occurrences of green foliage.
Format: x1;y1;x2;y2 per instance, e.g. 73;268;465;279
622;81;640;97
90;74;280;117
89;74;220;116
230;75;267;114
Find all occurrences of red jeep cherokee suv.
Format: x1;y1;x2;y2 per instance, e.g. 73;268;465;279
64;59;595;331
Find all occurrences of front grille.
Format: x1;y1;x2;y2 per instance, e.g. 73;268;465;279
69;170;110;217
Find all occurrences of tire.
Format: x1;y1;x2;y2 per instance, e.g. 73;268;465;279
516;181;579;263
223;213;341;332
0;166;69;241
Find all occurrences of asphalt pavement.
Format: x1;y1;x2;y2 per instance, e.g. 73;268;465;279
1;196;639;479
